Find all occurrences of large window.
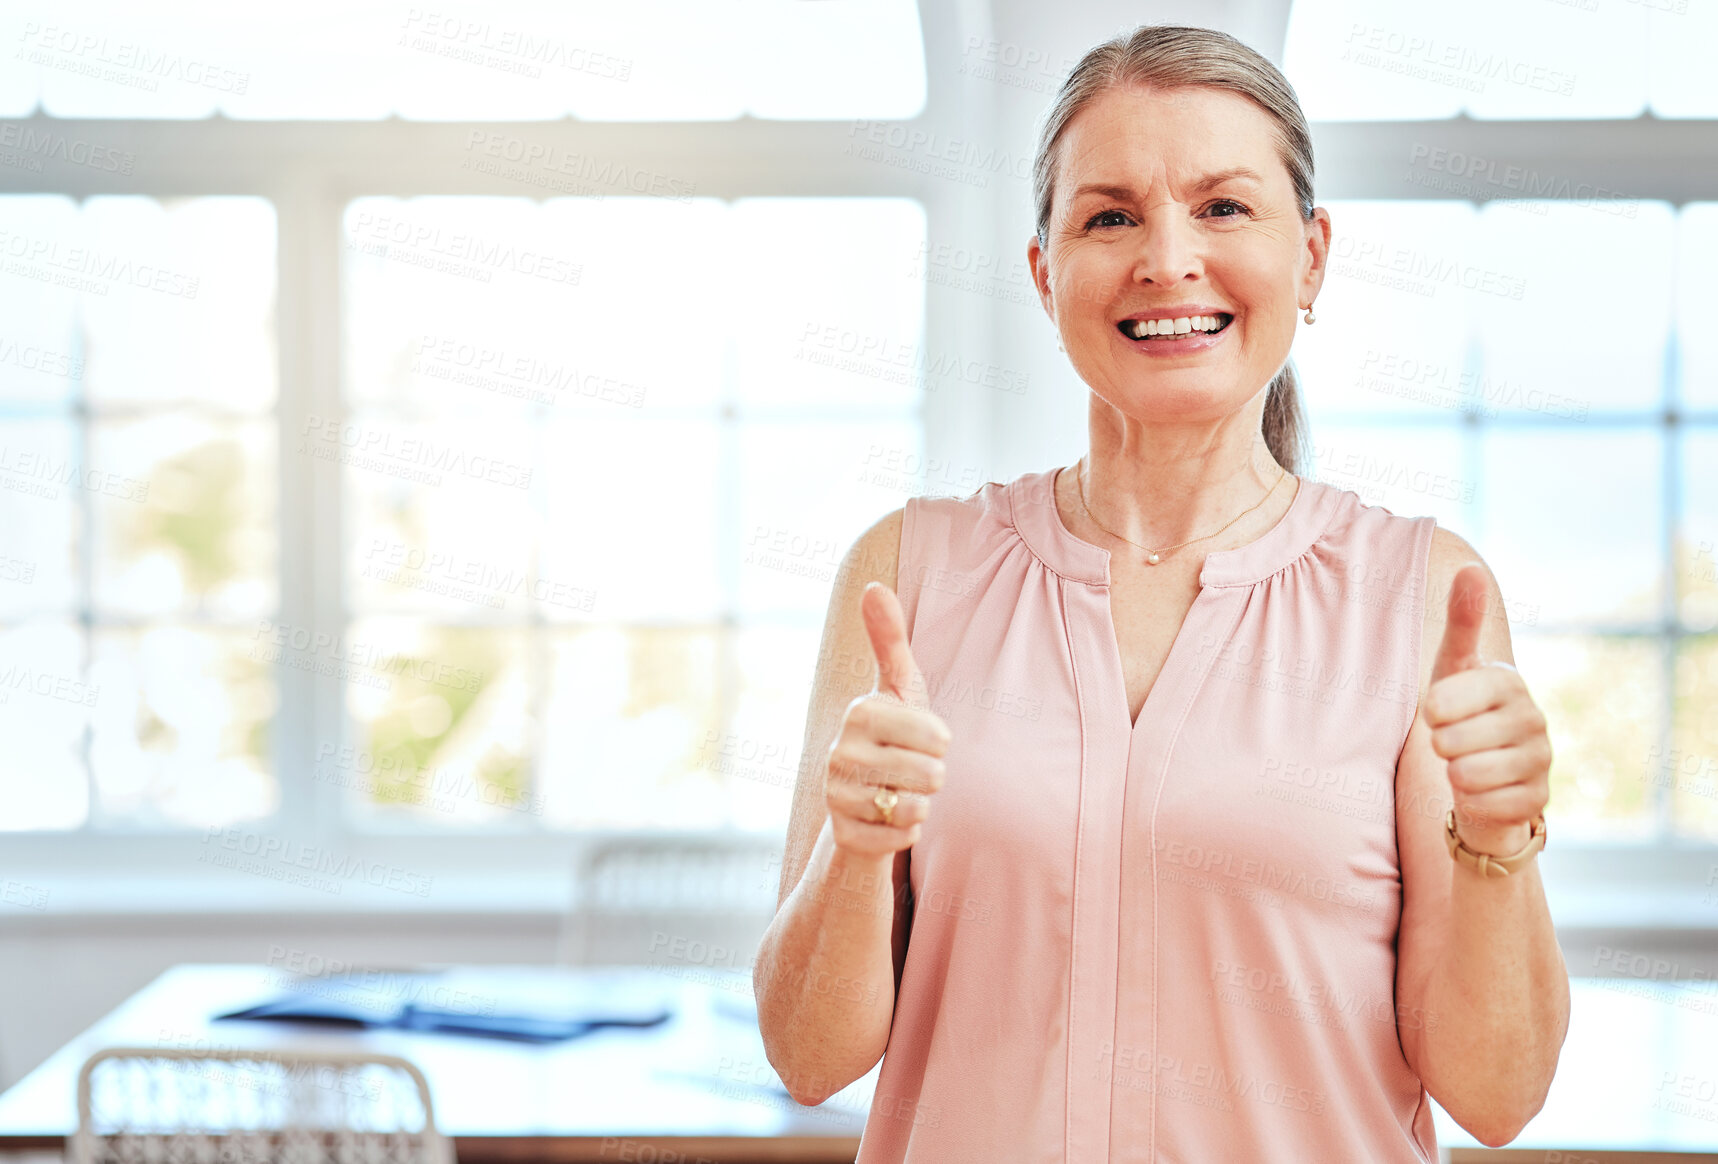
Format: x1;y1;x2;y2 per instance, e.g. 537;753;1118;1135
1282;0;1718;853
1287;199;1716;844
0;1;1711;905
0;195;278;830
333;195;923;834
0;1;937;876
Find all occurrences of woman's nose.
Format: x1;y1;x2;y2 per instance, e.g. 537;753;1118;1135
1129;209;1204;286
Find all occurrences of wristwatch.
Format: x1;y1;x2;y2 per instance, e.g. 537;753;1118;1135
1444;810;1547;878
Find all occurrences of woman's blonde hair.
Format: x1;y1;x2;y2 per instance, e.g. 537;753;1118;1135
1031;25;1314;475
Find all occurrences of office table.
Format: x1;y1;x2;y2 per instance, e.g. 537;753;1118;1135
0;963;870;1163
0;965;1715;1161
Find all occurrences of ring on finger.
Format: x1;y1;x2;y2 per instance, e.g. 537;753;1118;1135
873;785;900;826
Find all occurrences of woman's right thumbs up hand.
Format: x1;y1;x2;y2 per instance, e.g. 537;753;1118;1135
825;581;952;861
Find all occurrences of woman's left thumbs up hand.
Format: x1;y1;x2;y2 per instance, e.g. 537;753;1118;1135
1424;562;1552;856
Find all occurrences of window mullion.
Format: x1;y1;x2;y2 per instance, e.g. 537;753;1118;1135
308;182;350;850
1659;312;1681;841
270;176;345;847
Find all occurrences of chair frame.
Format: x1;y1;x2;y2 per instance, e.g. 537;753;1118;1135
72;1045;455;1164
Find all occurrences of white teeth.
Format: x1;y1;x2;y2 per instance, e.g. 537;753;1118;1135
1127;314;1227;339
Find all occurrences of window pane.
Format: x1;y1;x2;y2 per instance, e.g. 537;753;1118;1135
92;415;276;619
341;197;587;340
1647;4;1718;117
723;622;821;830
1513;634;1659;842
0;418;79;618
739;419;919;620
1283;0;1647;120
0;621;90;830
340;414;537;617
1474;201;1670;415
746;0;927;121
732;198;926;411
0;191;279;833
341;621;531;830
1479;428;1662;625
349;512;535;622
82;197;275;411
0;196;80;411
534;198;726;415
5;0;924;121
538;626;718;829
1298;202;1475;416
1676;205;1718;412
1671;635;1718;840
339;195;922;832
1301;422;1471;526
1303;200;1668;421
344;196;725;416
1683;429;1718;632
0;195;274;411
539;416;721;622
88;625;274;828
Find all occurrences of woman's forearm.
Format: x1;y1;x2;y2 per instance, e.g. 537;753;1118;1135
754;822;903;1106
1418;839;1570;1147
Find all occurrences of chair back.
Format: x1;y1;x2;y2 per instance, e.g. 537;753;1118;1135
72;1045;455;1164
556;831;783;966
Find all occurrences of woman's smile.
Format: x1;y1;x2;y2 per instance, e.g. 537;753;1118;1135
1114;307;1236;357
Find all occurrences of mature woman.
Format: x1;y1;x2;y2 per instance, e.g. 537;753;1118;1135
754;24;1569;1162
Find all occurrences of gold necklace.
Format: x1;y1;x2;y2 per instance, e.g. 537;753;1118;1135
1074;456;1288;565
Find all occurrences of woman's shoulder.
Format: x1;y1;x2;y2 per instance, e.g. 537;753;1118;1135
835;508;906;596
1298;478;1509;636
902;465;1050;522
1304;476;1442;554
832;468;1035;597
896;467;1053;558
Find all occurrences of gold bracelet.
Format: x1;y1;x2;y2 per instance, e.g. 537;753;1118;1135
1443;810;1547;878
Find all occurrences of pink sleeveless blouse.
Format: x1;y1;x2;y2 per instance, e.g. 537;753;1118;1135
853;465;1440;1162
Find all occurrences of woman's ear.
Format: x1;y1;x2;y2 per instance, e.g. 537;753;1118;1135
1027;231;1057;326
1301;206;1333;306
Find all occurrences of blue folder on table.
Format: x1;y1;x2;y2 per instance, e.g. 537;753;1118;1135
215;968;675;1044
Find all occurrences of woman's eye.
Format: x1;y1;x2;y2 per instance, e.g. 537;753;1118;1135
1086;209;1131;229
1204;200;1249;219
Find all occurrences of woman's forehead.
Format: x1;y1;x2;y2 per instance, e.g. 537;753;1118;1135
1057;85;1285;187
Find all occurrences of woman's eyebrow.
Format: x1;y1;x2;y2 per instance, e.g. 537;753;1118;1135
1190;167;1265;192
1069;168;1266;204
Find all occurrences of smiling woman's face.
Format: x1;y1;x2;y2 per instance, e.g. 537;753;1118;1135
1029;83;1329;422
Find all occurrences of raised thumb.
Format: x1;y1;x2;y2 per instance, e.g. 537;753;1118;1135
1430;562;1488;683
861;581;928;708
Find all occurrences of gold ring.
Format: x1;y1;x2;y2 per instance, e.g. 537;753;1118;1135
873;786;899;826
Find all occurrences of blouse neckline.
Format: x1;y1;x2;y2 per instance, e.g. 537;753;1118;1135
1005;464;1335;589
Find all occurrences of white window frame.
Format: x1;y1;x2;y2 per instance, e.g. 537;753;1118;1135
0;3;1711;929
1308;114;1718;924
0;0;993;906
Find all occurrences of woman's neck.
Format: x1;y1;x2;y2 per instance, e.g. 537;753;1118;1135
1069;438;1291;555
